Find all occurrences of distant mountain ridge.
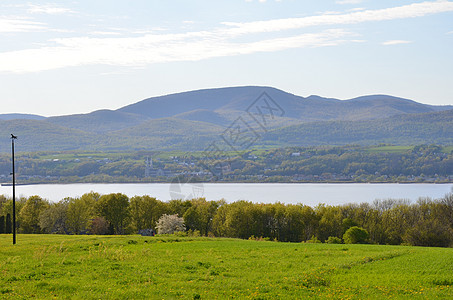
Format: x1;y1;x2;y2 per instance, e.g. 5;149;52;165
118;86;451;123
0;113;46;121
0;86;452;152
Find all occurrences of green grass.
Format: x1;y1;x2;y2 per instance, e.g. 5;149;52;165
1;235;452;299
442;146;453;154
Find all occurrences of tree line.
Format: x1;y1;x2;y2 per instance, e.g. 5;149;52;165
0;192;452;247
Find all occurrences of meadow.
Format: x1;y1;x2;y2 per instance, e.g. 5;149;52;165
0;234;452;299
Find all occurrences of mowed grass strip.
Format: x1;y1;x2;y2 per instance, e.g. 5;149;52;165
1;234;452;299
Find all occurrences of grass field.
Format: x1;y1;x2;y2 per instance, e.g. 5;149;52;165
1;235;452;299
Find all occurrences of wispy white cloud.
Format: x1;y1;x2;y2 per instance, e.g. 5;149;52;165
0;3;74;33
222;1;453;36
336;0;363;4
347;7;365;12
0;29;354;73
0;16;46;33
382;40;413;45
27;4;74;15
447;30;453;34
89;31;122;36
0;1;452;73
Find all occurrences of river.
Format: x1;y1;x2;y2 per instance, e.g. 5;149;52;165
1;183;452;206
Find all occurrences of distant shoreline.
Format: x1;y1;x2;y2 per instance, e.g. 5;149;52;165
2;181;452;187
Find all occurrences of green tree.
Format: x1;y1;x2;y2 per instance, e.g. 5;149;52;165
342;218;358;233
66;193;99;234
39;199;69;234
19;195;49;233
219;201;263;239
382;202;414;245
0;195;8;216
212;203;229;237
279;204;318;242
404;219;452;247
130;195;166;232
96;193;130;234
343;226;369;244
261;202;285;241
167;199;192;217
183;198;220;236
315;204;343;242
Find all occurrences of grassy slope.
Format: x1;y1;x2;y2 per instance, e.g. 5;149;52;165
1;235;452;299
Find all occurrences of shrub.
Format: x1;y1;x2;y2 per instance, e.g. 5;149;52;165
187;229;201;237
174;230;188;237
89;217;110;235
156;214;185;234
306;236;322;243
343;226;369;244
326;236;343;244
248;235;271;241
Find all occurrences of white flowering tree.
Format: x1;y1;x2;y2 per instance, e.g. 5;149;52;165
156;214;185;234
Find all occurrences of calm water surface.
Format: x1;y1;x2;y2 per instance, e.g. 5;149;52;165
1;183;452;206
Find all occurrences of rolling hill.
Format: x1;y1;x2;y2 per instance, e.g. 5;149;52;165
263;109;453;146
0;86;452;152
0;113;45;121
0;119;99;152
47;110;150;133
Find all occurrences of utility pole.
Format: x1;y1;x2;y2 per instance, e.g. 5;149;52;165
11;134;17;245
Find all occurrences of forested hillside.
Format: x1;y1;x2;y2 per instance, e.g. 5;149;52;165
263;109;453;146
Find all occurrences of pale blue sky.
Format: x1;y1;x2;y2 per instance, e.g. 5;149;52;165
1;0;452;116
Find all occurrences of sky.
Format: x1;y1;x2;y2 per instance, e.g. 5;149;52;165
1;0;452;117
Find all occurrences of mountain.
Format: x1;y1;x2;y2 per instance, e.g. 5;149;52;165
108;118;225;151
118;86;452;123
0;113;45;121
47;110;150;133
1;86;452;152
118;86;266;118
173;109;232;127
263;109;453;146
0;119;99;152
